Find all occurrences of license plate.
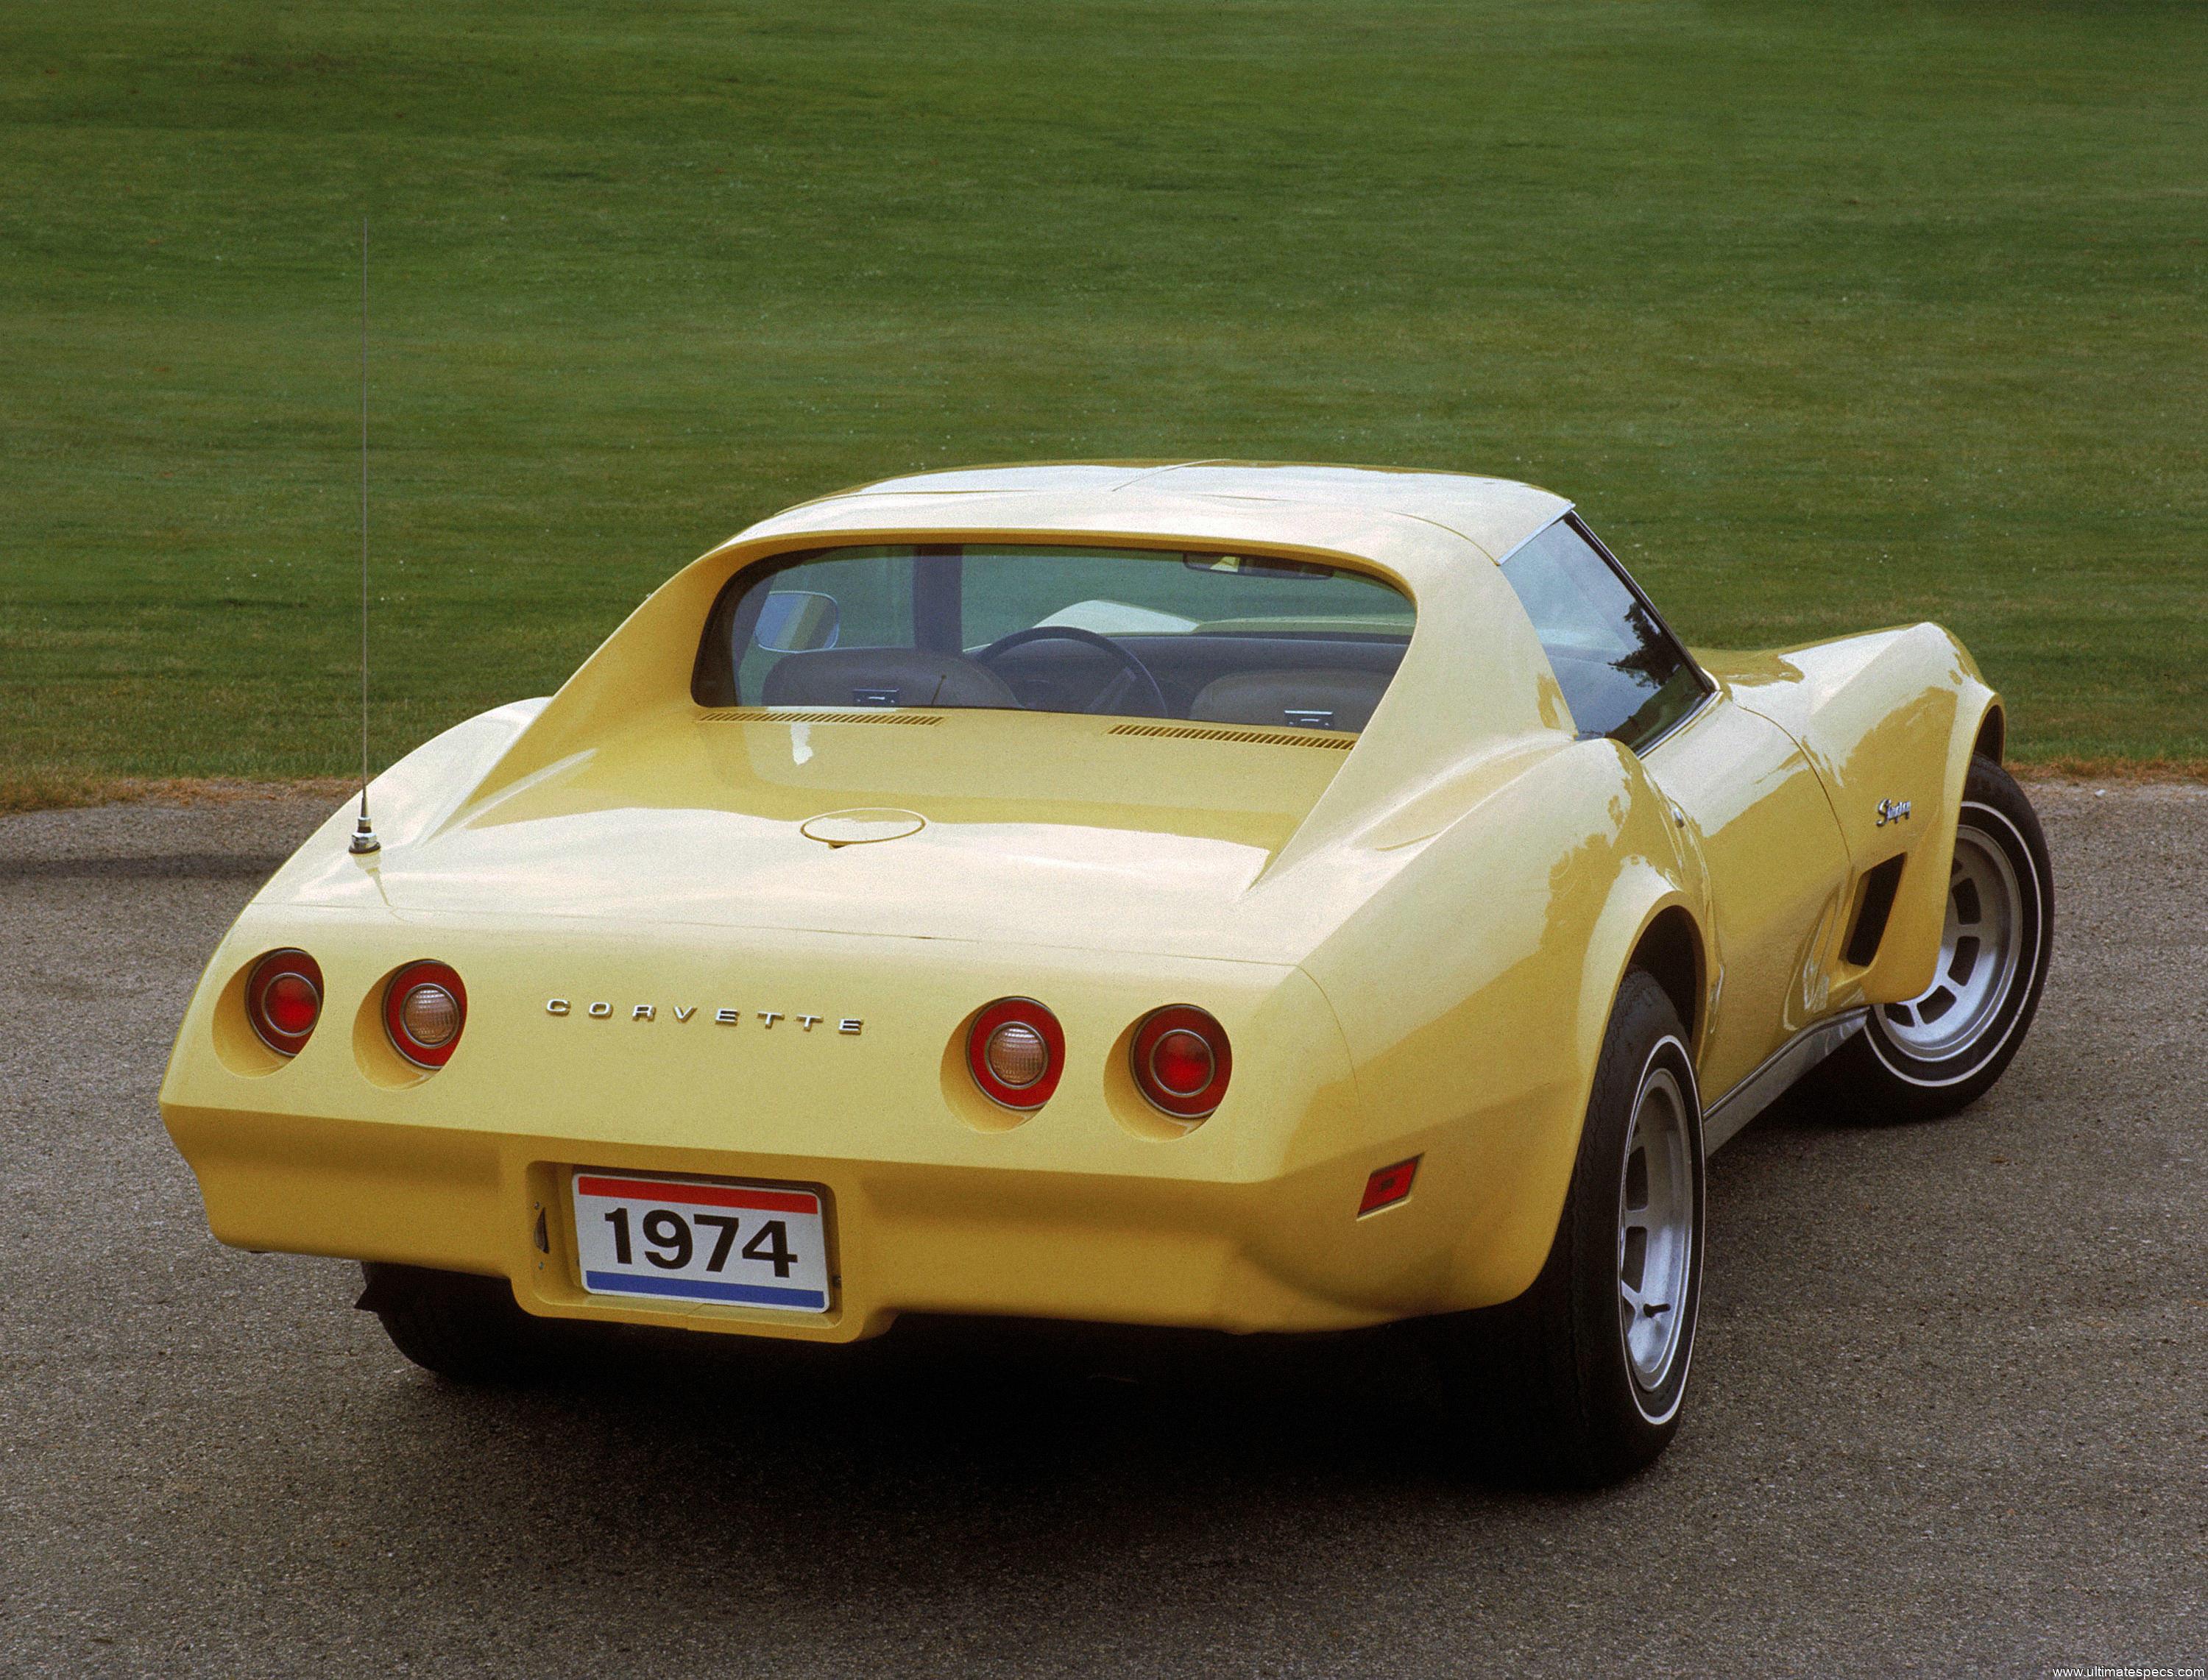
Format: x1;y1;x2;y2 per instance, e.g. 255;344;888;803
571;1172;831;1313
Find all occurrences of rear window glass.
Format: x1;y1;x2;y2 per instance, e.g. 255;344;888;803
693;544;1415;732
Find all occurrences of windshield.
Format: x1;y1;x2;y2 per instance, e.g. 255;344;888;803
693;544;1415;731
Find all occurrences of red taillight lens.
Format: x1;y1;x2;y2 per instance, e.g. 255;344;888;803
245;949;322;1056
1130;1006;1231;1120
966;998;1064;1111
385;960;467;1068
265;973;319;1035
1150;1029;1214;1094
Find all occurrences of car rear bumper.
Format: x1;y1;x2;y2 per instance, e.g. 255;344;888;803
162;1103;1490;1340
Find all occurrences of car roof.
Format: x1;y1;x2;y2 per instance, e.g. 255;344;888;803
792;460;1571;565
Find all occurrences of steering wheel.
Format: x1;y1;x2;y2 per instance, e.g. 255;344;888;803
972;625;1170;717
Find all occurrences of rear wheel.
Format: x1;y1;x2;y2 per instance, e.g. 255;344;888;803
1433;970;1705;1487
1811;755;2052;1122
357;1262;560;1384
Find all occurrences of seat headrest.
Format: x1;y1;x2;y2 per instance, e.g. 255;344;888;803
1188;668;1388;733
760;648;1019;711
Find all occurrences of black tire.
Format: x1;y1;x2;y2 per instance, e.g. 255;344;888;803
1432;970;1705;1487
1808;755;2053;1124
356;1262;560;1384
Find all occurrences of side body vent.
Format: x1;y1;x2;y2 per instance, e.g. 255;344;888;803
701;709;945;726
1107;723;1356;751
1844;854;1908;968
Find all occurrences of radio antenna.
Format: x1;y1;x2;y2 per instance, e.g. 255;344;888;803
349;216;381;856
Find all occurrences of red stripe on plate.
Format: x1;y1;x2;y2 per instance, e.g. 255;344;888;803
575;1175;818;1214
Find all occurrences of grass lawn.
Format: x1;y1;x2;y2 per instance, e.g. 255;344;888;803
2;0;2203;790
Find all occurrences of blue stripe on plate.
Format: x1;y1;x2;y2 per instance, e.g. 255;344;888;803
585;1270;827;1311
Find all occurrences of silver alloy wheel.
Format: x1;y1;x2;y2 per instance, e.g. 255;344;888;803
1880;816;2025;1062
1616;1062;1694;1397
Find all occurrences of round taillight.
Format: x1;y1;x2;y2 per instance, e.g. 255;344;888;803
1131;1006;1231;1121
385;960;467;1068
966;998;1064;1111
245;949;322;1057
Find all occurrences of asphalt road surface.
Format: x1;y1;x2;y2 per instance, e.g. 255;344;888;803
4;784;2203;1679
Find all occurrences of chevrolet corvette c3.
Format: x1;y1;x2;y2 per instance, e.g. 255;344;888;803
160;462;2053;1484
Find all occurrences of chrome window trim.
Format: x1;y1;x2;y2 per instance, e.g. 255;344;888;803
1632;683;1718;759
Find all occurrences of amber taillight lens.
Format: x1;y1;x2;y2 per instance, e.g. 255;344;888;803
245;949;323;1056
385;960;467;1069
966;998;1064;1111
1130;1006;1231;1121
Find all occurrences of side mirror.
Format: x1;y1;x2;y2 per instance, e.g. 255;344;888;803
755;590;841;653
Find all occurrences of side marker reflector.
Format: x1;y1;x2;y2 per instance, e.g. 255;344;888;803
1358;1157;1420;1217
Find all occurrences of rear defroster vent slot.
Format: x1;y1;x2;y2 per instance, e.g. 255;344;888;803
701;709;945;726
1108;723;1356;751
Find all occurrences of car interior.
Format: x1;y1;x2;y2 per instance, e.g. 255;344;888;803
757;633;1405;731
695;544;1417;733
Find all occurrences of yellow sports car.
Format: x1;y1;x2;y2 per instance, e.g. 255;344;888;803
160;462;2053;1484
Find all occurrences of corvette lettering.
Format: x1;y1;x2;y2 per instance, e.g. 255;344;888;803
1875;798;1914;827
545;997;860;1033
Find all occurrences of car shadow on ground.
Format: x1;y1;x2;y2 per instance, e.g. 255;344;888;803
275;1304;1584;1622
293;1088;1891;1588
471;1305;1459;1484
